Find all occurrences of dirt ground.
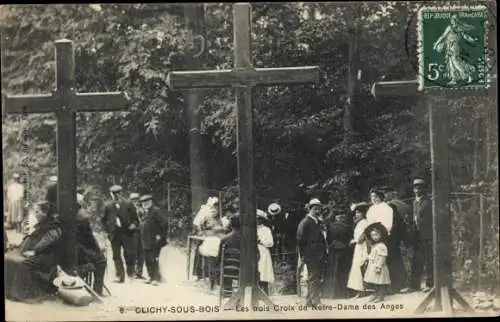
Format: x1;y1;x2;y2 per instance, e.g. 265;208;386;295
4;230;495;321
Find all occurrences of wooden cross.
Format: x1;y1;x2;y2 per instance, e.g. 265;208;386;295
371;75;497;315
168;3;319;308
3;39;129;273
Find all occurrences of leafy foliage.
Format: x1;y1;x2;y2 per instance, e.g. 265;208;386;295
2;2;498;292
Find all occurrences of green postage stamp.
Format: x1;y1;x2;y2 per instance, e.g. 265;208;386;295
418;5;490;91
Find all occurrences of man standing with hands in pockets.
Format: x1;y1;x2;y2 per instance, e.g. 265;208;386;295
101;185;139;283
297;198;328;307
139;194;170;286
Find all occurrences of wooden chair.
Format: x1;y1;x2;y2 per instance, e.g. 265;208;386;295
219;246;240;307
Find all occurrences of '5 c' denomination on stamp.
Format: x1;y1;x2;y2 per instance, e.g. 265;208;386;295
418;5;490;91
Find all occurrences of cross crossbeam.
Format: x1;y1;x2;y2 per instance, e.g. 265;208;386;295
168;66;319;88
3;39;129;273
168;3;319;309
4;92;128;113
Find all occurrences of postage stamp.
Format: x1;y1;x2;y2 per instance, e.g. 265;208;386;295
418;5;490;91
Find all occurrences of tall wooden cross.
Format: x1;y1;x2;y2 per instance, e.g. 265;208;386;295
3;39;129;273
371;75;497;315
168;3;319;308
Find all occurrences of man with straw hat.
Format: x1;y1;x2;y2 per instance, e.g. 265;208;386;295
297;198;328;306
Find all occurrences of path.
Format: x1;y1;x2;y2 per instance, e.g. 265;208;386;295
5;230;495;320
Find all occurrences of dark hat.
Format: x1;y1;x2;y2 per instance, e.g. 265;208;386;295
350;202;370;214
139;194;153;202
369;187;385;200
364;222;389;242
77;187;85;194
381;186;395;193
109;185;123;193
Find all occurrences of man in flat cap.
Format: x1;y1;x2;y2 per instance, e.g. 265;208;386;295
139;194;169;286
6;173;24;232
130;193;146;279
101;185;139;283
408;178;433;292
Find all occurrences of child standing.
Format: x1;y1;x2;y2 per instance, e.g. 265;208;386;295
347;203;370;298
363;222;391;303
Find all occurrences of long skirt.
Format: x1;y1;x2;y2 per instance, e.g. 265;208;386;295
7;199;23;225
258;244;274;283
347;242;368;292
323;248;353;299
4;249;57;302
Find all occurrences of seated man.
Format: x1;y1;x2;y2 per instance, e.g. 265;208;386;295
76;194;107;296
5;200;63;303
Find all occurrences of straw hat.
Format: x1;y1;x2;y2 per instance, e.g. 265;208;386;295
49;176;58;183
306;198;322;210
413;178;425;186
267;203;281;216
52;275;85;289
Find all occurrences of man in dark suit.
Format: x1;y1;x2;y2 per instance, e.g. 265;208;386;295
296;198;328;306
130;193;146;279
409;179;434;292
101;185;139;283
139;194;169;286
382;186;409;294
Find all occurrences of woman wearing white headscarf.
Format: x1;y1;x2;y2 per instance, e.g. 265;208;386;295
257;209;274;295
192;197;224;288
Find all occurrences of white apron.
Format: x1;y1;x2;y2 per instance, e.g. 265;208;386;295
347;219;369;291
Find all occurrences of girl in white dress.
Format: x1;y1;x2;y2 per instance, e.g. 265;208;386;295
347;203;370;298
363;222;391;303
257;209;274;295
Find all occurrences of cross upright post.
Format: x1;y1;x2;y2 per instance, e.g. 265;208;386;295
168;3;319;309
4;39;129;273
371;75;497;315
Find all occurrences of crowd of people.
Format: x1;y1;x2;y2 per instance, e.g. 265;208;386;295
4;175;171;304
190;178;434;306
4;172;434;307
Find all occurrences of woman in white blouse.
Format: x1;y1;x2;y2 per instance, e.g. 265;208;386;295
257;209;275;295
366;189;394;236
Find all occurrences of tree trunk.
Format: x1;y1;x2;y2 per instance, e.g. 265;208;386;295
184;4;209;227
344;4;361;142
